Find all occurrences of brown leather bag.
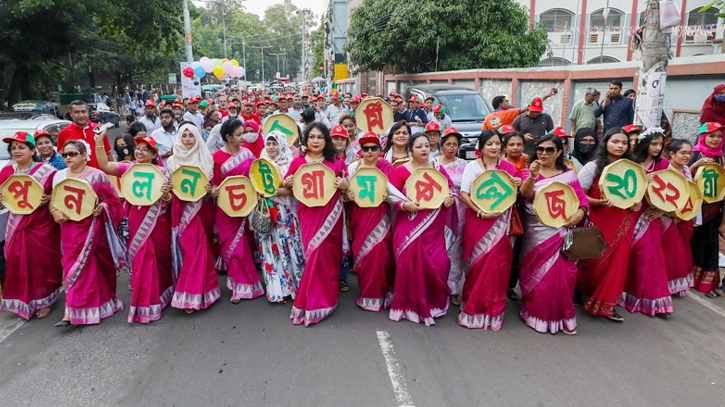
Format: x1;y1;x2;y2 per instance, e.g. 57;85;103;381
508;206;524;237
561;215;607;260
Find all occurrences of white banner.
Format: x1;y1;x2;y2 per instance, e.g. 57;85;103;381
635;70;666;129
180;62;201;99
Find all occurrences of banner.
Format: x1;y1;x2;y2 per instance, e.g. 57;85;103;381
262;113;300;146
180;62;201;99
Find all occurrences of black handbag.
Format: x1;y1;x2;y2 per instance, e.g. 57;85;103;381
561;214;607;260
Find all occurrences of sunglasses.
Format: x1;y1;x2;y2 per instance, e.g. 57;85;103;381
535;146;558;154
62;151;81;158
361;145;380;152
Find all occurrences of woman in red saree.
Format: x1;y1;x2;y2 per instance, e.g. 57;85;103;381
280;122;349;326
519;135;588;334
0;131;62;320
50;140;127;326
388;132;456;326
167;123;220;313
346;132;395;311
458;130;521;330
212;119;264;303
623;128;673;316
94;130;175;324
576;128;639;322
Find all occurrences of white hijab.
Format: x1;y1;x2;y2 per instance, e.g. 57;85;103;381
166;123;214;177
260;131;294;176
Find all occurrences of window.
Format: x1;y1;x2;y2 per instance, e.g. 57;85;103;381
539;57;572;67
586;56;621;64
590;8;624;31
686;7;719;42
540;9;575;32
638;11;646;27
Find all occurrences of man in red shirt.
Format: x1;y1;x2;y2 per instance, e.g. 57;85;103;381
240;100;261;125
57;100;112;169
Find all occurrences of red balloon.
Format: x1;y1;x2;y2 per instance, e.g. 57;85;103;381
183;66;195;78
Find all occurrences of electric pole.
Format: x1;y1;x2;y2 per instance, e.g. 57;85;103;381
183;0;194;62
251;45;271;85
634;0;670;128
269;53;286;79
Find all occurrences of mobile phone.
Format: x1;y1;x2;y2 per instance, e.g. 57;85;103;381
93;122;114;134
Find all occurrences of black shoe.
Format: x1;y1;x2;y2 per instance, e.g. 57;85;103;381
573;291;583;306
507;288;519;301
607;310;624;322
54;320;71;327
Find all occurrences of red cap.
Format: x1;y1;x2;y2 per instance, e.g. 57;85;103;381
173;101;183;108
442;127;463;141
358;132;380;146
188;96;200;103
362;93;369;98
497;124;516;134
529;97;543;113
395;97;403;103
3;131;36;146
175;97;182;103
432;104;444;113
425;121;441;133
409;96;420;103
227;103;238;110
206;98;214;104
622;124;640;134
243;100;253;106
319;92;326;98
163;101;173;107
256;100;266;107
302;93;309;98
351;95;361;103
310;96;318;102
331;92;340;100
33;130;53;141
134;136;159;153
330;124;348;138
700;122;724;134
278;95;288;101
145;99;156;107
550;126;570;138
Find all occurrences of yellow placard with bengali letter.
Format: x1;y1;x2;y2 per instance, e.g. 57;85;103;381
675;180;704;221
109;175;123;198
51;178;98;221
292;162;336;207
0;175;44;215
695;164;725;204
470;170;517;213
405;167;449;210
262;113;300;146
645;168;689;212
217;176;258;217
120;163;166;206
598;159;647;209
355;97;394;134
172;165;209;202
532;181;580;228
349;167;387;208
249;158;281;197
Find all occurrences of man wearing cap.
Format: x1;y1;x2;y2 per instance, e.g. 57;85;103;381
425;121;443;159
150;108;178;158
273;96;300;122
57;100;113;169
138;99;162;134
172;100;184;124
594;80;634;134
218;95;229;118
241;100;262;125
404;96;428;133
350;96;361;112
256;101;268;122
224;103;241;123
199;99;210;117
393;97;406;122
569;88;601;133
182;96;204;134
432;104;452;131
424;96;435;122
512;97;554;157
325;91;352;126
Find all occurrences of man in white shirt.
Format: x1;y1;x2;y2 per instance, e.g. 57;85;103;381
150;108;177;158
324;91;351;126
138;99;162;134
182;95;204;134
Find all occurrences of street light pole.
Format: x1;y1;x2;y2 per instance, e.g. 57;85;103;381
222;1;227;58
183;0;194;62
251;45;271;84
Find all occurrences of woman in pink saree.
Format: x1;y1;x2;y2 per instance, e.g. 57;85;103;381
0;131;62;320
50;140;127;326
346;132;395;311
519;135;588;334
280;123;349;326
458;130;521;330
623;128;673;317
94;130;175;324
167;123;220;313
212;119;264;303
388;132;456;326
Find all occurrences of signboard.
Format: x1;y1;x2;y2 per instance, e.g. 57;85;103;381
51;178;97;221
355;97;394;134
109;174;123;198
179;62;201;99
349;167;387;208
217;176;258;217
675;181;704;221
249;158;281;197
405;168;449;209
172;165;210;202
0;175;43;215
532;182;580;228
262;113;300;146
695;164;725;203
168;73;177;85
646;169;689;212
121;164;166;206
598;159;647;209
293;162;336;207
634;71;666;129
470;170;517;213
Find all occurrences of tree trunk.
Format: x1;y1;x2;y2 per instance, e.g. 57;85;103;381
634;0;669;128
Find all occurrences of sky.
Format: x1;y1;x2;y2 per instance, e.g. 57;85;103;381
194;0;327;20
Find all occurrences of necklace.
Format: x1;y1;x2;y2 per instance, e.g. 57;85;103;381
481;157;499;170
13;162;33;175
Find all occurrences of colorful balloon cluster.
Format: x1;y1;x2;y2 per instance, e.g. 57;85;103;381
193;57;245;80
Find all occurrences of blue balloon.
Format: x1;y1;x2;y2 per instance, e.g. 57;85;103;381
194;66;206;78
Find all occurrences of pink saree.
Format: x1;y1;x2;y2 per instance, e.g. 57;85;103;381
118;163;174;324
663;164;694;296
622;159;673;316
55;168;126;324
519;169;589;333
214;148;264;300
388;164;454;326
285;156;347;326
0;164;62;320
349;159;395;312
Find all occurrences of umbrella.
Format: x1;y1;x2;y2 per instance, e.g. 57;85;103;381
311;77;325;83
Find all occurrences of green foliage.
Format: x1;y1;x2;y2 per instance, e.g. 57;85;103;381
345;0;550;73
310;20;326;77
700;1;725;17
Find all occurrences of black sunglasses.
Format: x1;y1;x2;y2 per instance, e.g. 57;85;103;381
535;146;558;154
62;151;81;158
361;145;380;152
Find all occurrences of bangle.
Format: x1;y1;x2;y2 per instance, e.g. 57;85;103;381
49;208;58;214
96;145;105;149
476;209;482;218
162;194;172;202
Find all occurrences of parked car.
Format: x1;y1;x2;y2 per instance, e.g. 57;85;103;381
404;85;491;160
88;103;120;127
11;100;64;120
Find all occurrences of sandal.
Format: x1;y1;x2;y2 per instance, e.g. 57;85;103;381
184;309;196;315
450;295;461;306
606;310;624;322
339;280;349;292
563;328;577;335
705;288;725;298
507;288;519;301
230;298;241;305
657;312;672;319
54;320;71;328
35;307;52;319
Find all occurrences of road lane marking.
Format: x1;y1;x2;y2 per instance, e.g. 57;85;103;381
686;291;725;319
376;330;415;407
0;317;26;344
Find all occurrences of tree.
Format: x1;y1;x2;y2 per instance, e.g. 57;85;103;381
309;20;326;78
345;0;550;73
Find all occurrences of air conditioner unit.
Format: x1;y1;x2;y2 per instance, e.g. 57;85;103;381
589;33;600;44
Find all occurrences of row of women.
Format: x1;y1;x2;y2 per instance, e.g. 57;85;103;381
0;118;721;335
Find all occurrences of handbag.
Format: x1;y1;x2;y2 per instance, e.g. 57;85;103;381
561;214;607;260
250;200;274;235
508;206;524;236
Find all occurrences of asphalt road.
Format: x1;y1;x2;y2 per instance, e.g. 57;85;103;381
0;269;724;407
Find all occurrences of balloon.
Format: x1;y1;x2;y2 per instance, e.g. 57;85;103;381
182;66;194;78
212;58;222;67
222;61;234;76
199;56;210;64
237;67;245;78
191;61;201;70
222;58;229;63
230;59;239;67
230;66;241;78
201;59;214;73
213;66;225;79
194;66;206;78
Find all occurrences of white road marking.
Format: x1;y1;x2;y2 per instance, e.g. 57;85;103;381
686;291;725;319
0;316;26;344
376;330;415;407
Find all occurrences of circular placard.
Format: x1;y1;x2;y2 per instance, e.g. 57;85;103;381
249;158;281;197
262;113;300;146
532;181;580;228
695;164;725;204
0;175;44;215
355;97;394;134
675;180;704;221
564;159;578;174
646;168;689;212
109;174;123;198
405;167;450;209
293;162;336;207
51;178;98;221
349;166;388;208
598;159;647;209
217;176;258;217
172;165;210;202
470;170;517;213
121;163;166;206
